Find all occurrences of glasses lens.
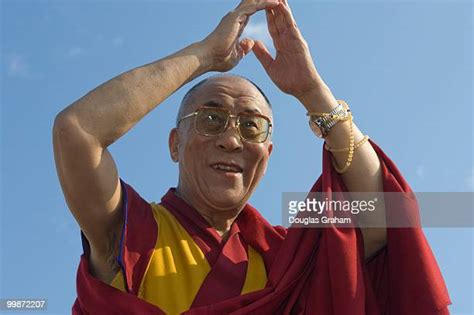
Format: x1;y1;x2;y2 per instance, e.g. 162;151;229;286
195;108;228;135
239;114;270;143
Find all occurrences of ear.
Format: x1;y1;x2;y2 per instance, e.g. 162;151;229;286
169;128;179;162
261;141;274;176
267;141;273;156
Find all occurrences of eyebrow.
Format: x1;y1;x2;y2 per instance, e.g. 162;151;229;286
202;100;263;114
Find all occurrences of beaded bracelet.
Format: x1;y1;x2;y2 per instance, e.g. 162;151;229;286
330;113;354;174
325;135;370;153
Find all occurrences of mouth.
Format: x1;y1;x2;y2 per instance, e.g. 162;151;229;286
210;162;244;174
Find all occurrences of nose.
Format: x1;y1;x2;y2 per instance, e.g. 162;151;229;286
215;119;243;152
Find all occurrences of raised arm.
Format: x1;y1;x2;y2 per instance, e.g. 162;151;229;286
52;0;279;281
252;0;386;259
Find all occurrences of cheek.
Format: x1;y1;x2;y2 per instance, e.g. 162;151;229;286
180;136;209;172
245;146;270;180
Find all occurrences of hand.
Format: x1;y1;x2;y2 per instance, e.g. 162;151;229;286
252;1;327;101
200;0;280;72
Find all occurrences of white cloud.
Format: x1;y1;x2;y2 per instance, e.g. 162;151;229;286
113;36;124;47
68;47;85;57
242;21;272;48
416;165;425;179
7;53;31;78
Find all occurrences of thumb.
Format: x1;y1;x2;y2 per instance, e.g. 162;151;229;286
239;38;255;56
252;40;274;71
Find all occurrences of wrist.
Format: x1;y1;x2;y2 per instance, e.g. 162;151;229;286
188;41;214;74
297;84;339;113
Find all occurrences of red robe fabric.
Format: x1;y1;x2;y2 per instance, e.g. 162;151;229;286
72;139;451;314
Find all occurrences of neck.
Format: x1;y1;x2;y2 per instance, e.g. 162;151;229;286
174;187;242;238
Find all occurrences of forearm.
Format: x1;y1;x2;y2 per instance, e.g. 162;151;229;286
298;86;383;193
57;41;211;147
299;87;387;257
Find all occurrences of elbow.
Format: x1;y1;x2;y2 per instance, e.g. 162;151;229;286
52;110;77;141
52;110;91;147
52;111;109;149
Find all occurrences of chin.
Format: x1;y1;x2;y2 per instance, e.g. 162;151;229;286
205;187;247;209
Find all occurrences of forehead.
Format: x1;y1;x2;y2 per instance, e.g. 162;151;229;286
187;76;272;117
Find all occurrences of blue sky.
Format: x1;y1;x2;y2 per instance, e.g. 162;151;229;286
1;0;472;314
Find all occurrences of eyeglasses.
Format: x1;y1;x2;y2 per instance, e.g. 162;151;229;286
177;106;272;143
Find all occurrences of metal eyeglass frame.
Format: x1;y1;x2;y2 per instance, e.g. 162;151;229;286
177;106;273;143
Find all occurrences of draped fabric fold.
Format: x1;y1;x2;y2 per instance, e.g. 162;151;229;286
72;139;451;314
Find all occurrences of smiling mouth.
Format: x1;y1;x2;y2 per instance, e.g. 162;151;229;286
210;163;243;174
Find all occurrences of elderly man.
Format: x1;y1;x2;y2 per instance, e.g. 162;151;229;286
53;0;450;314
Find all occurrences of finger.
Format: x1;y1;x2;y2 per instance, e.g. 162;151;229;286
252;40;274;71
236;39;254;60
273;3;287;34
239;38;255;55
236;0;279;10
274;2;302;40
250;0;280;12
265;8;279;38
237;0;279;16
279;1;298;31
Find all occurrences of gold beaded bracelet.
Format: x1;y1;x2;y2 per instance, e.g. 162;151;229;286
331;113;354;174
325;135;370;153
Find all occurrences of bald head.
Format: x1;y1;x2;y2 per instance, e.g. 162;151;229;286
176;74;272;126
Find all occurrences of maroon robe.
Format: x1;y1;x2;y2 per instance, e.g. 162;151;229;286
72;139;451;314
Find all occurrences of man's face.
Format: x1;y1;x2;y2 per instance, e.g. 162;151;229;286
170;76;273;211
